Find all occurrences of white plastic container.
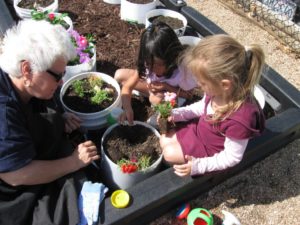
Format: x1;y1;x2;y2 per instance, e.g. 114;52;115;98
103;0;121;4
63;44;96;83
101;121;162;190
254;85;266;109
60;72;121;130
14;0;58;19
179;35;201;46
120;0;157;25
145;9;187;36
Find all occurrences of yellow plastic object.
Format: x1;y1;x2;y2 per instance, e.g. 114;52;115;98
111;190;130;208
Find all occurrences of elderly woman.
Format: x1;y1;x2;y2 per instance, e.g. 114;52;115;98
0;20;99;225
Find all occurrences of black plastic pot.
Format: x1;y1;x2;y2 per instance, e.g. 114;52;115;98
97;1;300;225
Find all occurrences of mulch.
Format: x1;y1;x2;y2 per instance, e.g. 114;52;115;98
59;0;144;76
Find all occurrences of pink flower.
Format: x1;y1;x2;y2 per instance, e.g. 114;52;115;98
48;13;55;21
79;36;88;48
164;92;177;102
79;52;91;63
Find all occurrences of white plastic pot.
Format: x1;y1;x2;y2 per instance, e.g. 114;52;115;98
254;85;265;109
103;0;121;4
60;72;121;130
179;35;201;46
146;9;187;36
120;0;157;25
63;44;96;83
101;121;162;190
14;0;58;19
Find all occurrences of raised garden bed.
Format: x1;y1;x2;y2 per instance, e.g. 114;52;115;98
96;2;300;225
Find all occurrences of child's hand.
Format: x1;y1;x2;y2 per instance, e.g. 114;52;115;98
173;155;193;177
63;112;82;133
118;107;134;125
149;81;166;93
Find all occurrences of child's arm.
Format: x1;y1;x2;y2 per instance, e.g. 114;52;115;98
190;137;249;175
119;72;139;125
171;95;206;122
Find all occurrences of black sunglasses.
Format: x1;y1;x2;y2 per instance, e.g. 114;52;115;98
46;69;66;82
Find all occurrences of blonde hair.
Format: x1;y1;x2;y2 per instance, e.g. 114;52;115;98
181;34;265;122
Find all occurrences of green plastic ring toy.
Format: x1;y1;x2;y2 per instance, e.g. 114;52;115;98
187;208;213;225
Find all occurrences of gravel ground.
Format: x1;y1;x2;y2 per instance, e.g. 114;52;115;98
152;0;300;224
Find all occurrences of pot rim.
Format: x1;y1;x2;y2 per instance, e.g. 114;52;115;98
60;71;121;116
101;121;162;173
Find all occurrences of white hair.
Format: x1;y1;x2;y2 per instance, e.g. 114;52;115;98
0;20;76;77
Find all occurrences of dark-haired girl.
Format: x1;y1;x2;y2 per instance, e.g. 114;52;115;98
114;21;197;125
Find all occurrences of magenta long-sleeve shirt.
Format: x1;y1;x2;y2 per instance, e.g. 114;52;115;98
172;95;265;176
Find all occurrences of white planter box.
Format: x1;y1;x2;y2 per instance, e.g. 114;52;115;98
60;72;121;130
64;44;96;83
101;121;162;189
14;0;58;19
103;0;121;4
146;8;187;36
179;35;201;46
120;0;157;25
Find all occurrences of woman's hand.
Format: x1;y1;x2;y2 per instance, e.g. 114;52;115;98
72;140;99;169
173;155;193;177
63;112;82;133
118;107;134;125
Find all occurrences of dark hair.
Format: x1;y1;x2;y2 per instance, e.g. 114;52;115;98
137;21;184;79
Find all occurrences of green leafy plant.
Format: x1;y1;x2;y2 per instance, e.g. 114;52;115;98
71;80;85;98
31;10;69;29
91;89;112;105
71;76;113;105
154;92;177;118
89;75;103;89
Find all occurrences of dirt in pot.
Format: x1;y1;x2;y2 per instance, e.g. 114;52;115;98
103;124;161;168
149;16;184;30
18;0;54;9
62;75;118;113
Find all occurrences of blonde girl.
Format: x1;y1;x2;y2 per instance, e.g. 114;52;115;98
160;34;266;177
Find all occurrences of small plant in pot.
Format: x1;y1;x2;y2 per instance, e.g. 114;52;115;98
14;0;58;19
64;30;97;82
68;30;96;66
31;9;73;31
101;121;162;189
154;92;177;134
146;9;187;36
62;74;116;113
60;72;121;130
